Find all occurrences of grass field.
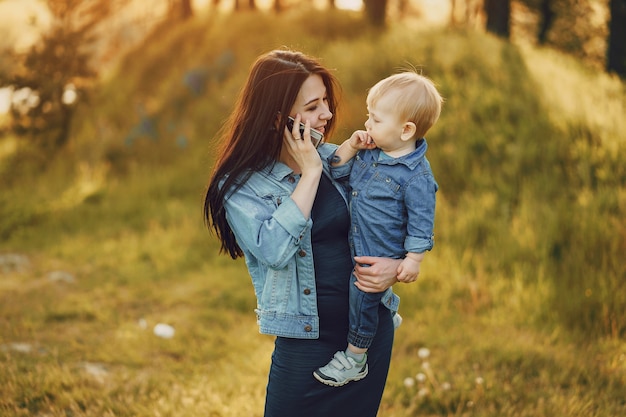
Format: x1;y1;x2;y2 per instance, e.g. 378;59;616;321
1;10;625;417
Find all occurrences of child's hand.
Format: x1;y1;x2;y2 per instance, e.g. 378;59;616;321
348;130;376;151
396;252;425;283
332;130;377;167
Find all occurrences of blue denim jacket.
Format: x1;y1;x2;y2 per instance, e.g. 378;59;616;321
338;139;438;260
222;143;398;339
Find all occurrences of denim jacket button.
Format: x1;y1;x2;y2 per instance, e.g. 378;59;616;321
288;176;295;183
303;288;311;295
298;250;306;257
304;325;312;332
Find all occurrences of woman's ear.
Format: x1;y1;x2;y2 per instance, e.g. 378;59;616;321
400;122;417;142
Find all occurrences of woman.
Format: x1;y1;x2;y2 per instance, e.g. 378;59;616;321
204;49;402;417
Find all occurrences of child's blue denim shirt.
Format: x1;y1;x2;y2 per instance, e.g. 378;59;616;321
222;143;397;339
336;138;438;260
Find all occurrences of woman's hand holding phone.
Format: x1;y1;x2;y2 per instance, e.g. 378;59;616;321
283;114;322;175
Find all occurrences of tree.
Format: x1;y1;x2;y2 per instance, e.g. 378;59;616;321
518;0;609;70
273;0;283;13
537;0;555;44
363;0;388;27
5;0;112;150
607;0;626;77
233;0;256;11
484;0;511;38
169;0;193;20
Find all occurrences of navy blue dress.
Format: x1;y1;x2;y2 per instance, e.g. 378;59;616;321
264;174;394;417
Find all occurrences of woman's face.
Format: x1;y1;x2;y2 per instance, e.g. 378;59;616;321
289;74;332;136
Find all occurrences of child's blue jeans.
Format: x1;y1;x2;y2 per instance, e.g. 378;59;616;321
347;274;386;349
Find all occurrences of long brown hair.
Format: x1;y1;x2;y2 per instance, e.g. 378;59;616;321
204;49;339;259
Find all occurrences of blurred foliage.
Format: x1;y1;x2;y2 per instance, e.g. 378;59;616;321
9;26;90;149
0;0;116;152
516;0;610;70
0;0;619;155
0;8;625;417
2;6;624;338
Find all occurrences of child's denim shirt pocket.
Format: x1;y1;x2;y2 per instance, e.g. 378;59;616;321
350;152;410;247
365;170;404;213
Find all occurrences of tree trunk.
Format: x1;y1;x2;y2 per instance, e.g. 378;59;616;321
363;0;388;27
537;0;555;44
484;0;510;38
274;0;282;13
180;0;192;19
608;0;626;77
170;0;193;20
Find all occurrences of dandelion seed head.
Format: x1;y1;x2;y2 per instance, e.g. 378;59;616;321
62;85;77;105
403;377;415;388
417;387;430;398
441;382;451;390
475;376;484;385
418;347;431;359
415;372;426;383
421;361;430;370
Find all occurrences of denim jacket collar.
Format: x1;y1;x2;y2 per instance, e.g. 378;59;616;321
369;138;428;170
262;161;296;182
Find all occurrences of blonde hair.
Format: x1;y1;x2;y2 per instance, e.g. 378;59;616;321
367;71;443;138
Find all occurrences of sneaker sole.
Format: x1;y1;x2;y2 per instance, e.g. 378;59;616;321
312;364;369;387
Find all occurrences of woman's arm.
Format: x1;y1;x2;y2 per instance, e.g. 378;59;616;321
352;256;403;293
283;117;323;219
224;184;311;269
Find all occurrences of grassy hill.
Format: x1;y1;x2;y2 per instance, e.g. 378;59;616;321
1;10;624;417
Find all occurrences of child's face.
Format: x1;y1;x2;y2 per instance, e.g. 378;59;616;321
364;91;407;153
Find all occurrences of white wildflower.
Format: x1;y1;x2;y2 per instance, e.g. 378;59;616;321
153;323;175;339
417;347;431;359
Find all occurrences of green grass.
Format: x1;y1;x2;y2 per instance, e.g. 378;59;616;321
1;10;625;417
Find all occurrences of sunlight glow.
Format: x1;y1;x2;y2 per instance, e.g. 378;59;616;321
0;88;11;114
194;0;363;11
336;0;362;11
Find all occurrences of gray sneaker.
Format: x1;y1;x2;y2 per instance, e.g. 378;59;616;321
392;312;403;329
313;350;368;387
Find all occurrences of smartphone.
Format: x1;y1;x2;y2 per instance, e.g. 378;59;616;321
287;116;324;148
